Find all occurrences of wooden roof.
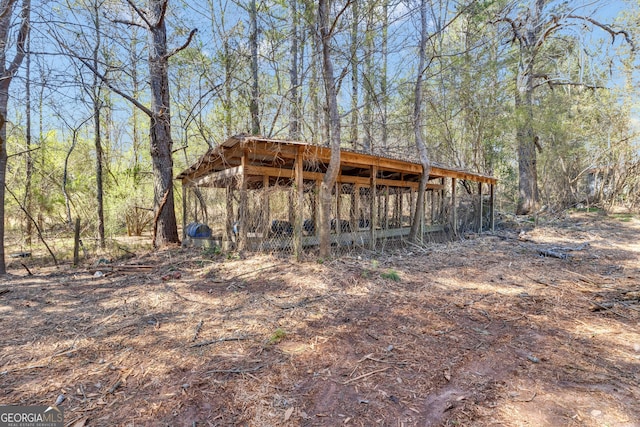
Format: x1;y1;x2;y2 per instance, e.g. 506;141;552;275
177;135;497;188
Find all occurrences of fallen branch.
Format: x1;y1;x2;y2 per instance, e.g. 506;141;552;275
342;367;390;385
192;320;204;342
205;365;263;374
190;335;251;348
538;249;568;259
590;301;631;319
20;263;33;276
513;391;537;402
5;184;58;267
264;295;325;310
549;243;589;252
356;353;407;366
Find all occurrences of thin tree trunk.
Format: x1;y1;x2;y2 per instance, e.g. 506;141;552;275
380;0;388;150
63;129;79;227
224;38;232;136
24;29;32;245
92;0;105;248
249;0;260;135
409;0;431;243
289;0;300;139
349;0;358;149
307;0;319;144
0;0;30;274
362;3;373;153
318;0;341;258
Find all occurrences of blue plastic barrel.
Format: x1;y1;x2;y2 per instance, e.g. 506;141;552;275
186;222;212;238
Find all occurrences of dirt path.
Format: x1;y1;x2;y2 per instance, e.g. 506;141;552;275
1;211;639;426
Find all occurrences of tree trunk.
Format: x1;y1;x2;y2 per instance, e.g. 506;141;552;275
318;0;341;258
62;129;78;227
249;0;260;135
362;3;373;153
409;0;431;243
380;0;388;150
307;0;319;144
289;0;300;139
24;29;32;245
515;0;546;215
92;0;105;248
0;0;30;275
149;0;179;247
349;0;358;149
0;87;8;274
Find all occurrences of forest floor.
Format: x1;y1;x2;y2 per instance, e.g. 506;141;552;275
1;210;639;427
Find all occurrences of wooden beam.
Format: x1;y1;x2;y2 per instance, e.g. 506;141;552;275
186;165;243;188
243;164;444;189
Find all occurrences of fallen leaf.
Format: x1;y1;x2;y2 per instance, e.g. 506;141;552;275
444;369;451;382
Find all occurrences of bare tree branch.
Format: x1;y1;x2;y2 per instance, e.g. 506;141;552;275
125;0;152;29
6;0;29;77
59;41;153;117
566;14;636;51
165;28;198;59
328;0;352;38
532;73;606;90
491;16;523;44
113;19;147;29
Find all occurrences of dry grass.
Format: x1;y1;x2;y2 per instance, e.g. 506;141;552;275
1;211;639;426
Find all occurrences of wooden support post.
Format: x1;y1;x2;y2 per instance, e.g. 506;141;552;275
399;188;404;226
440;178;445;223
73;217;80;266
337;182;343;238
294;148;304;260
430;188;436;224
383;186;389;229
351;184;360;232
421;186;426;236
262;175;270;242
451;178;457;236
490;183;495;232
314;180;321;237
182;184;187;241
238;151;248;250
370;166;377;249
478;182;483;234
225;186;234;249
409;187;415;229
393;188;399;227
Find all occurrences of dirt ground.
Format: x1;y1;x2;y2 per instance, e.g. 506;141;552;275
1;211;639;427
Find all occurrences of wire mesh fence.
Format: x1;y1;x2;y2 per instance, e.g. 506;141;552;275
183;175;493;255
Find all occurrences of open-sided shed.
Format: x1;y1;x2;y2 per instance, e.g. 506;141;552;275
176;135;497;253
